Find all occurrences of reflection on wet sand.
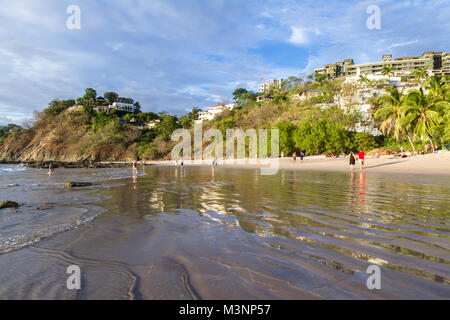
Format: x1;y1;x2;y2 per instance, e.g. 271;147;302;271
0;166;449;299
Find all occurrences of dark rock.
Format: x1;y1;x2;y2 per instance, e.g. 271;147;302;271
0;200;19;209
64;182;94;188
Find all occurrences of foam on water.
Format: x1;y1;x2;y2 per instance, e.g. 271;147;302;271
0;164;27;174
0;165;139;254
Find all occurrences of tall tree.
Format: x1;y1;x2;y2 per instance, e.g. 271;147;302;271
412;67;429;84
400;88;447;147
83;88;97;101
83;88;97;108
133;101;142;114
426;75;448;100
382;64;395;80
104;92;119;103
374;87;407;142
232;88;248;101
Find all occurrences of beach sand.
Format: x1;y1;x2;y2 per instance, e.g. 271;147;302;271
145;152;450;176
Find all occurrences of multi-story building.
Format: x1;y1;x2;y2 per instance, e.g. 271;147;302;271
438;52;450;76
315;51;450;80
258;79;283;93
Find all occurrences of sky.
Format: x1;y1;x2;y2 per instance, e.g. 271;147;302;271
0;0;449;125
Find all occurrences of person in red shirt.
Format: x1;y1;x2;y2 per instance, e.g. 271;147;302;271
357;150;365;170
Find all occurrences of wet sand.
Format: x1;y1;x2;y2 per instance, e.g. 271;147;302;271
1;166;449;300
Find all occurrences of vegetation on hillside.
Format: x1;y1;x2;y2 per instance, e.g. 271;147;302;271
0;73;448;162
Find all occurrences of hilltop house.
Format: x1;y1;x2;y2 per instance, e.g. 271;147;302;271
258;79;283;93
94;106;113;113
111;102;135;112
292;89;325;101
96;96;107;103
197;103;235;122
94;101;135;113
147;119;161;128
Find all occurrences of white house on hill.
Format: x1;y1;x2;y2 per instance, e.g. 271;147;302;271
147;119;161;128
111;102;135;112
197;103;236;122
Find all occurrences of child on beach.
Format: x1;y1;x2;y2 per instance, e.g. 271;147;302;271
293;152;297;162
300;152;304;161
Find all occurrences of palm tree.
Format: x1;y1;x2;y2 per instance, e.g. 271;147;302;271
374;87;407;142
411;67;429;84
442;106;450;145
400;88;447;148
426;75;448;100
382;64;395;80
359;75;369;85
358;75;375;88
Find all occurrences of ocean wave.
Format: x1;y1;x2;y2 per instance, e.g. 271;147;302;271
0;164;27;174
0;205;105;255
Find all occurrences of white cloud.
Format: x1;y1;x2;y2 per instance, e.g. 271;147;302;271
289;27;309;45
388;39;420;49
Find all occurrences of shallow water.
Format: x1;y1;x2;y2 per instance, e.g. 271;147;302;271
0;165;132;254
0;165;449;299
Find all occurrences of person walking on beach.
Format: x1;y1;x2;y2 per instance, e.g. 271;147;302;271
132;160;138;176
300;152;304;162
349;153;356;170
293;152;297;162
48;162;54;175
357;150;365;170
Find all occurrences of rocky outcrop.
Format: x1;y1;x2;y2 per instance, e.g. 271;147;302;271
0;115;138;163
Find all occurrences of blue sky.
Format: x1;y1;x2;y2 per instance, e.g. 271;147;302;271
0;0;449;125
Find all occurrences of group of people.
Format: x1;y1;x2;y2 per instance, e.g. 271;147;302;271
349;150;366;170
424;144;439;153
292;152;305;162
290;150;366;170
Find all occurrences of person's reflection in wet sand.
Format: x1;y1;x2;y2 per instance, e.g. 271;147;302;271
359;172;366;203
292;170;297;191
349;171;358;206
211;165;215;182
133;174;137;190
132;164;138;190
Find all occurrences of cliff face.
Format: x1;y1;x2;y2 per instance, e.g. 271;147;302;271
0;112;140;163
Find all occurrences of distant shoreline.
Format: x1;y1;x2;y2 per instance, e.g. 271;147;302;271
146;152;450;176
2;152;449;175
